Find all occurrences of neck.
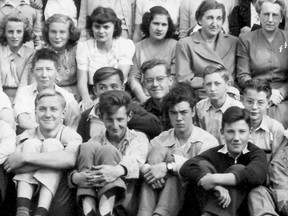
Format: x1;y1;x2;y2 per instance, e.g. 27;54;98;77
251;118;262;130
97;40;113;52
148;37;165;46
200;30;217;44
40;125;61;139
261;28;278;41
175;125;193;145
107;129;126;146
152;97;162;108
210;95;227;109
37;84;54;92
9;45;21;54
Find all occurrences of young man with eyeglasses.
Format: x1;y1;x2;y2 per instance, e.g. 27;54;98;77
142;59;174;131
242;79;287;216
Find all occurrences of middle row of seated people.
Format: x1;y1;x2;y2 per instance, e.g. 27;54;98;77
1;46;288;215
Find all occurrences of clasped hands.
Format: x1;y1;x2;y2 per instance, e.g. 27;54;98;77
141;163;168;189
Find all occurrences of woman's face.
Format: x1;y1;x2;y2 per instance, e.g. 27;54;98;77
199;9;223;39
48;22;70;51
149;14;169;40
259;1;282;32
5;21;24;50
92;22;115;43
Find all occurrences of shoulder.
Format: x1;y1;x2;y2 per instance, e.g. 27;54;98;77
55;86;75;102
194;126;218;144
60;126;83;144
239;30;258;43
263;115;285;132
151;128;174;144
127;129;149;142
114;37;134;47
196;98;210;110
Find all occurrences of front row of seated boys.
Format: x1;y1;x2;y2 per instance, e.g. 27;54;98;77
1;48;288;216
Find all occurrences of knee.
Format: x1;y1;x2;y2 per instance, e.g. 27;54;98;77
96;145;122;165
197;160;217;173
42;138;64;152
79;141;101;155
21;138;42;152
248;186;269;201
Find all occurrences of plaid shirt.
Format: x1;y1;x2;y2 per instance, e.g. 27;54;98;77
143;98;171;131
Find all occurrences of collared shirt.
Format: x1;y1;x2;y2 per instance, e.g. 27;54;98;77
195;95;243;144
251;115;286;156
14;83;81;130
218;143;250;164
18;124;82;154
0;44;34;88
0;120;16;164
0;0;43;47
88;128;149;179
150;126;219;172
87;103;106;138
143;98;171;131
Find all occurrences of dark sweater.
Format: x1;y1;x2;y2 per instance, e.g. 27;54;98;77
180;142;267;188
77;102;163;142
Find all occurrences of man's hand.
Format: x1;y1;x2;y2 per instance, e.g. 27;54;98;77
72;170;103;188
198;173;216;190
151;178;166;189
143;162;167;185
214;185;231;208
4;152;26;172
90;165;124;185
270;89;284;105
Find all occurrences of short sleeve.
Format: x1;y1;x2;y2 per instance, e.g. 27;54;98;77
61;126;82;154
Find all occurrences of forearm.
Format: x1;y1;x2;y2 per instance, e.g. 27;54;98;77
213;173;237;186
77;71;90;100
129;79;148;104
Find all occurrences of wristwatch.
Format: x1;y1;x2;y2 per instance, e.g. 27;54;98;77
166;162;174;174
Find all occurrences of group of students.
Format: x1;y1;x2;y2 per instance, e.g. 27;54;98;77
0;0;288;216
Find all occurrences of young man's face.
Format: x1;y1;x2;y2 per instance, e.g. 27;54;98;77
169;101;194;135
242;89;269;122
101;106;131;142
35;95;65;132
222;120;250;157
33;59;57;90
93;74;124;97
204;72;228;102
143;64;172;100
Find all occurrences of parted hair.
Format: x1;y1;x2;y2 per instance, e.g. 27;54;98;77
93;67;124;85
195;0;226;25
0;12;34;45
42;14;80;48
99;90;132;117
86;6;122;38
140;6;176;39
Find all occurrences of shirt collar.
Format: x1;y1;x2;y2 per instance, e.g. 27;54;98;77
2;45;25;58
102;127;135;146
218;143;250;156
206;95;232;113
253;115;269;132
35;125;64;141
32;83;60;94
87;99;100;120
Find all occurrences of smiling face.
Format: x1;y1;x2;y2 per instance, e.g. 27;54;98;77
101;106;131;142
169;101;194;135
91;21;114;44
199;8;223;39
33;59;57;91
222;119;250;157
149;14;169;40
259;1;282;32
35;95;65;133
5;21;24;51
48;22;70;51
242;89;269;124
143;64;171;100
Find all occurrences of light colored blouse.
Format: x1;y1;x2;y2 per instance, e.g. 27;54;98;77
0;44;34;88
76;37;135;85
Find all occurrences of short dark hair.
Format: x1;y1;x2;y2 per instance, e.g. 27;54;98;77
203;64;230;82
242;79;272;99
35;88;66;109
0;12;34;45
42;14;80;48
141;59;170;76
162;83;197;113
93;67;124;85
140;6;176;39
32;48;59;70
221;106;251;129
99;90;132;117
86;6;122;38
195;0;226;26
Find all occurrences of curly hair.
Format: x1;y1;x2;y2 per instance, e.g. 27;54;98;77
86;6;122;38
42;14;80;48
32;48;59;70
0;12;34;45
195;0;226;26
162;83;197;114
140;6;176;39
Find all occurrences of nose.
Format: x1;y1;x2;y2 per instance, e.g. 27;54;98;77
12;31;17;38
210;83;216;91
99;26;104;33
152;78;159;87
176;113;182;121
55;31;60;39
268;13;273;22
251;101;258;110
41;69;48;77
45;109;51;117
112;120;119;129
156;24;162;31
233;132;240;142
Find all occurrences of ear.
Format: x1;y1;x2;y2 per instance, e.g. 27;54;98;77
92;86;98;97
191;107;195;118
167;75;174;88
62;108;66;120
127;111;133;122
220;128;224;135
